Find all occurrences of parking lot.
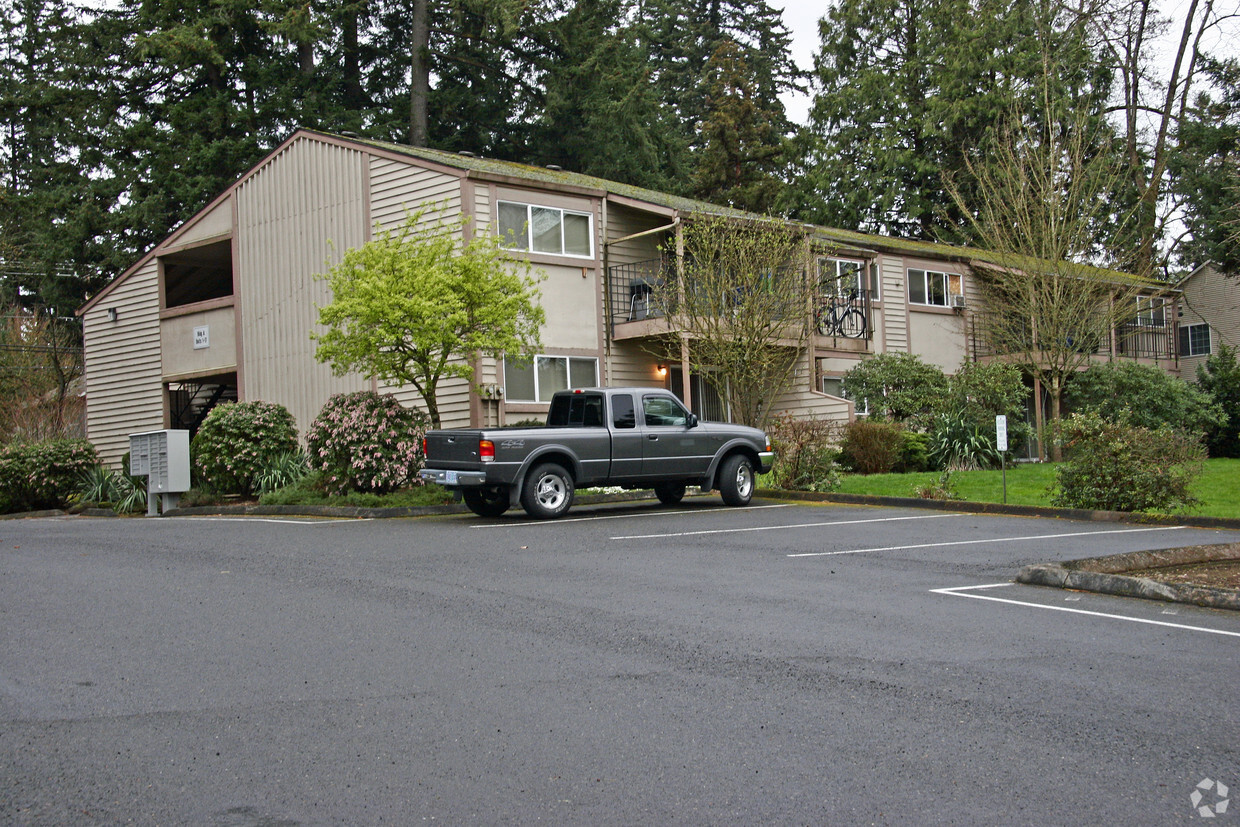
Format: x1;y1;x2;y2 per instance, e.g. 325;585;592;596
3;499;1238;824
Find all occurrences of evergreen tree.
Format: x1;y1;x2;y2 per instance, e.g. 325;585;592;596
793;0;1111;242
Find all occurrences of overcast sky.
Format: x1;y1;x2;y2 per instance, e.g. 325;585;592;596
774;0;1240;128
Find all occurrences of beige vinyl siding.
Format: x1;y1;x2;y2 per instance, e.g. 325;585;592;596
605;205;668;267
234;137;371;435
880;255;908;353
605;342;666;388
169;199;231;247
83;261;165;465
379;364;474;428
370;157;461;232
771;386;853;423
161;306;236;379
1179;266;1239;377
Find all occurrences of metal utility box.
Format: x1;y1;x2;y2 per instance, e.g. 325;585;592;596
129;429;191;515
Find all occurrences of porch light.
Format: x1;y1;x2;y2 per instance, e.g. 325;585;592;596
657;364;667;377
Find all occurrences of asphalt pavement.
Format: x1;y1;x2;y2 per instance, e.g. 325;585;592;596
2;499;1237;825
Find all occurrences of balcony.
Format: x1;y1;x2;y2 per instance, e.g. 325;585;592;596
969;314;1176;363
608;257;873;350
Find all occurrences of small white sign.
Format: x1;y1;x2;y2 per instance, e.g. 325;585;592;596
995;415;1008;452
193;325;210;350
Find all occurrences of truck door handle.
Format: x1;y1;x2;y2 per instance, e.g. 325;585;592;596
648;435;659;440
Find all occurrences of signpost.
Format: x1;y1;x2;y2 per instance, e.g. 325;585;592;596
996;415;1008;504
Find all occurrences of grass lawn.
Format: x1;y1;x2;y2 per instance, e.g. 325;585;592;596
829;458;1240;520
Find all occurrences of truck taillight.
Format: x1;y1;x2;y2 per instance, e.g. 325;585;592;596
479;439;495;462
422;437;428;458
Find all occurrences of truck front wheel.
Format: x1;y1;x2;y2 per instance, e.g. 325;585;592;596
521;463;574;519
463;487;510;518
718;454;755;506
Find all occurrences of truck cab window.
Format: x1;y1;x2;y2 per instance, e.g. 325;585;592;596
643;395;689;427
548;393;605;427
612;394;636;429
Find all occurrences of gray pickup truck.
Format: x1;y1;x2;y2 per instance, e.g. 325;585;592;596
419;387;775;519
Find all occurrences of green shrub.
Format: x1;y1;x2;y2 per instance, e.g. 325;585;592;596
191;401;299;496
938;361;1031;455
838;419;904;474
842;353;948;428
929;410;1001;471
1051;411;1205;513
77;464;147;513
254;451;310;495
894;430;932;473
1065;361;1223;438
0;439;98;513
306;391;428;494
767;413;840;492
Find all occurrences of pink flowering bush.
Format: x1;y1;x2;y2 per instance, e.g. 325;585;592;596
0;439;98;513
191;401;299;496
306;392;428;494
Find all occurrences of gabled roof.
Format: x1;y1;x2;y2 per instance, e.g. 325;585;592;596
80;128;1167;314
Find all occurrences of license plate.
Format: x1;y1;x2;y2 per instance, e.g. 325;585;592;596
444;471;458;485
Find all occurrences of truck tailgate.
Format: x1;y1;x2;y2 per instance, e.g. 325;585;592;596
423;430;488;468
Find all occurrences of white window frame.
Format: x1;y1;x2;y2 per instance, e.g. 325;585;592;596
1136;296;1167;327
1179;322;1211;357
908;268;962;307
497;200;594;258
503;354;599;402
823;375;868;415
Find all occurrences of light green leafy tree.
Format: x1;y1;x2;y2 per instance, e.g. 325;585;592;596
313;211;544;428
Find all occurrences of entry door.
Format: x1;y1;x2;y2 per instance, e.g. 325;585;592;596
639;393;713;479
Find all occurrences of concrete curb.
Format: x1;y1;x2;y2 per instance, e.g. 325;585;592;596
1016;542;1240;611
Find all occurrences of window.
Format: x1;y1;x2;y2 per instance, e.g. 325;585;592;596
1136;296;1166;327
819;258;864;298
504;355;598;401
818;257;878;300
547;392;605;427
612;394;636;429
1179;323;1211;357
498;201;592;257
908;268;962;307
642;395;690;427
823;375;868;414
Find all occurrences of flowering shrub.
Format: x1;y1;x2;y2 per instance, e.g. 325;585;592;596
306;392;428;494
191;401;299;496
0;438;98;513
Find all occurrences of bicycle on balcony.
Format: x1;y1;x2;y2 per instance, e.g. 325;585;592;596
815;292;868;339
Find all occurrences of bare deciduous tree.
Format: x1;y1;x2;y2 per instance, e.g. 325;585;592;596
655;212;817;429
948;97;1162;459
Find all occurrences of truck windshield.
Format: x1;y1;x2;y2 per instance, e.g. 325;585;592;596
547;393;605;427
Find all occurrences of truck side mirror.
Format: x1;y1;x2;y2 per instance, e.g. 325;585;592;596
686;413;698;428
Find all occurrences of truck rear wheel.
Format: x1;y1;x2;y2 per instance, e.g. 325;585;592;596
718;454;755;507
653;482;686;505
463;487;509;518
521;462;574;519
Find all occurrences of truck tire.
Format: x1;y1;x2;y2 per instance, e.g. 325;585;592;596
463;487;509;518
653;481;686;505
521;462;574;519
718;454;755;507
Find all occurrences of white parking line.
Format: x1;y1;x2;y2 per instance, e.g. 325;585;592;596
166;517;373;526
472;503;792;528
931;582;1240;639
611;512;959;541
787;524;1187;558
